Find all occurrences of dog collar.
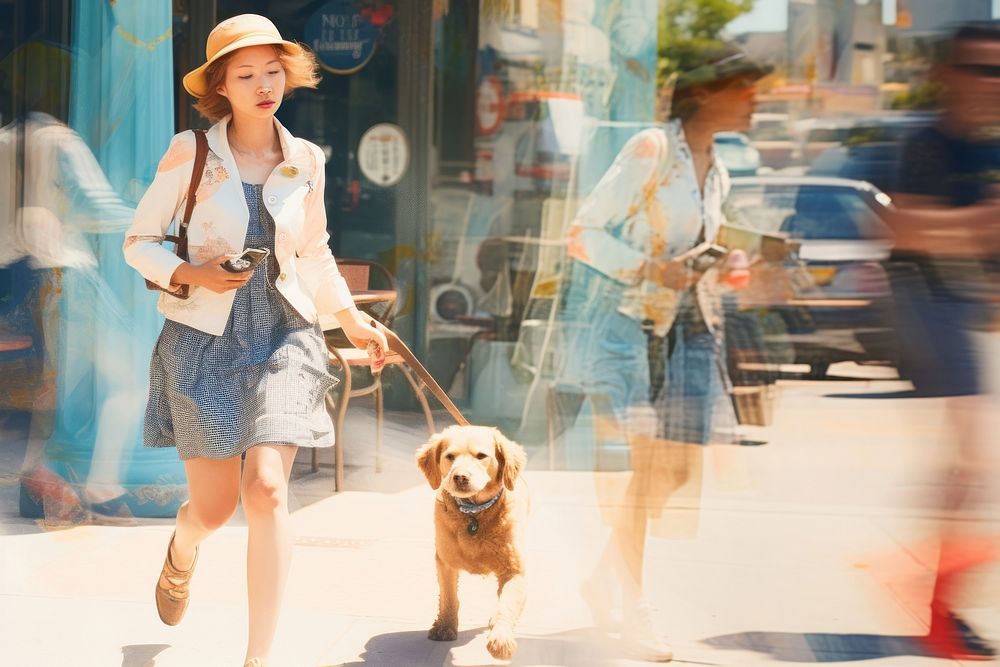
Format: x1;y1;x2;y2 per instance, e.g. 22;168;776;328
454;489;503;537
454;488;503;515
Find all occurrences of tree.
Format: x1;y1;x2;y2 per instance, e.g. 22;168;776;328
658;0;754;86
891;82;942;111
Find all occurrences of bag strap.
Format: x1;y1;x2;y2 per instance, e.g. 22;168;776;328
168;129;208;260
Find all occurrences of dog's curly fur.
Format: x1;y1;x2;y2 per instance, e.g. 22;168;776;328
416;425;529;660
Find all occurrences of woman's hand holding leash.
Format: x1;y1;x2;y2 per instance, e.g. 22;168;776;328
170;255;253;294
338;308;388;373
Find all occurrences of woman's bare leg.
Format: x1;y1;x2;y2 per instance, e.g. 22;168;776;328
240;444;298;663
596;435;703;608
172;457;242;569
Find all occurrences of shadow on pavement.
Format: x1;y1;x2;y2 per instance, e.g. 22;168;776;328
336;628;478;667
120;643;170;666
703;631;928;662
823;391;919;400
339;626;632;666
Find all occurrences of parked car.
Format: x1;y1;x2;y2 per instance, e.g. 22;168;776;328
714;131;761;177
723;176;898;378
805;113;936;192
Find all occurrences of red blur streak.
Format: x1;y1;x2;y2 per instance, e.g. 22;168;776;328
515;163;572;181
350;179;361;209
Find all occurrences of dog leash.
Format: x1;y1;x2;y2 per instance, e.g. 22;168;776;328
371;322;470;428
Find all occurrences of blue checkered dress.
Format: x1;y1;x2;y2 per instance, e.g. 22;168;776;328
143;182;337;460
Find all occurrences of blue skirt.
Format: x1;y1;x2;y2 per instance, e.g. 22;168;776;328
555;261;734;445
142;182;337;460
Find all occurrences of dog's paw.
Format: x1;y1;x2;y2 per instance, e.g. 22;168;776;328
486;626;517;660
428;621;458;641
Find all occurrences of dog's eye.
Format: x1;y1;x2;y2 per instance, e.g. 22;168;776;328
444;453;455;461
475;452;488;460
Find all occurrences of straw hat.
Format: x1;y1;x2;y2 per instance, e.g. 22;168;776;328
183;14;302;98
673;42;772;91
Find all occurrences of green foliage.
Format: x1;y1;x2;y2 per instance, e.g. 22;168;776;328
890;82;943;111
660;0;753;39
657;0;754;86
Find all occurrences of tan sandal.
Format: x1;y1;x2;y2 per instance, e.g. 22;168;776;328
244;659;266;667
155;532;198;626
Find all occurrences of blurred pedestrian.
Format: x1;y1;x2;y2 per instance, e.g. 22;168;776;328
3;110;142;526
555;42;768;661
889;20;1000;661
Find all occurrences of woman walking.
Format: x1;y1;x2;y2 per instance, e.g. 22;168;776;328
556;43;767;661
123;15;386;666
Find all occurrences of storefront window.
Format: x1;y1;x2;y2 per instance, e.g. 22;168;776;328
427;1;659;434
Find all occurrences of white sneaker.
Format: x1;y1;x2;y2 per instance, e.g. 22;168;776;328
623;599;674;662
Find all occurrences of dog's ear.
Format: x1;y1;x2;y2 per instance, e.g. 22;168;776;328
416;433;446;489
494;429;527;491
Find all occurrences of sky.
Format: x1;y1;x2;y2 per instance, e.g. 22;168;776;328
726;0;1000;34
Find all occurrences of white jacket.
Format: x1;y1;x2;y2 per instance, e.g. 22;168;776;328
123;116;353;335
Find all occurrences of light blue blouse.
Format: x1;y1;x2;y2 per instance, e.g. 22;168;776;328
566;119;731;336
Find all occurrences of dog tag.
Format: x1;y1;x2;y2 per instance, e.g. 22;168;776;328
467;517;479;536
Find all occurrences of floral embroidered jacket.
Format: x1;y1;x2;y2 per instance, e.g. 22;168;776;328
123;115;354;335
566;120;731;336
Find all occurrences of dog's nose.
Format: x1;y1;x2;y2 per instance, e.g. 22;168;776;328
452;472;470;488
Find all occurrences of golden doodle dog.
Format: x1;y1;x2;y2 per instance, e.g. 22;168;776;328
416;425;529;660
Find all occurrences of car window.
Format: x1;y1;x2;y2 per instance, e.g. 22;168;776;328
725;185;883;241
784;188;862;240
723;186;794;234
806;128;847;143
837;192;890;239
845;124;910;146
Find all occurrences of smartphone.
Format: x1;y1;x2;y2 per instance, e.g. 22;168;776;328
689;244;728;273
222;247;270;273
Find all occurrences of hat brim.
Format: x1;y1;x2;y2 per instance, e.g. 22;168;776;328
675;58;773;91
183;35;303;98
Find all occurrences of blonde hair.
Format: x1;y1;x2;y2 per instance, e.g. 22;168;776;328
193;44;321;122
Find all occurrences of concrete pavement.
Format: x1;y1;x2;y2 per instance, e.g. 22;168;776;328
3;363;1000;666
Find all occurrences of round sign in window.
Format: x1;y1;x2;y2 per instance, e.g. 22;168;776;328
476;76;504;135
305;0;379;74
358;123;409;187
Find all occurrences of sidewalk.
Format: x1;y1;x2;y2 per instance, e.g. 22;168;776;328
3;371;1000;666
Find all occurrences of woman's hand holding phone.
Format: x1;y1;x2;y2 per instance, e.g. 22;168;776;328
644;243;732;289
170;254;254;294
222;247;270;273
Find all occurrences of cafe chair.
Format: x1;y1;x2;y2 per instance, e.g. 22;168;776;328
312;258;437;491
